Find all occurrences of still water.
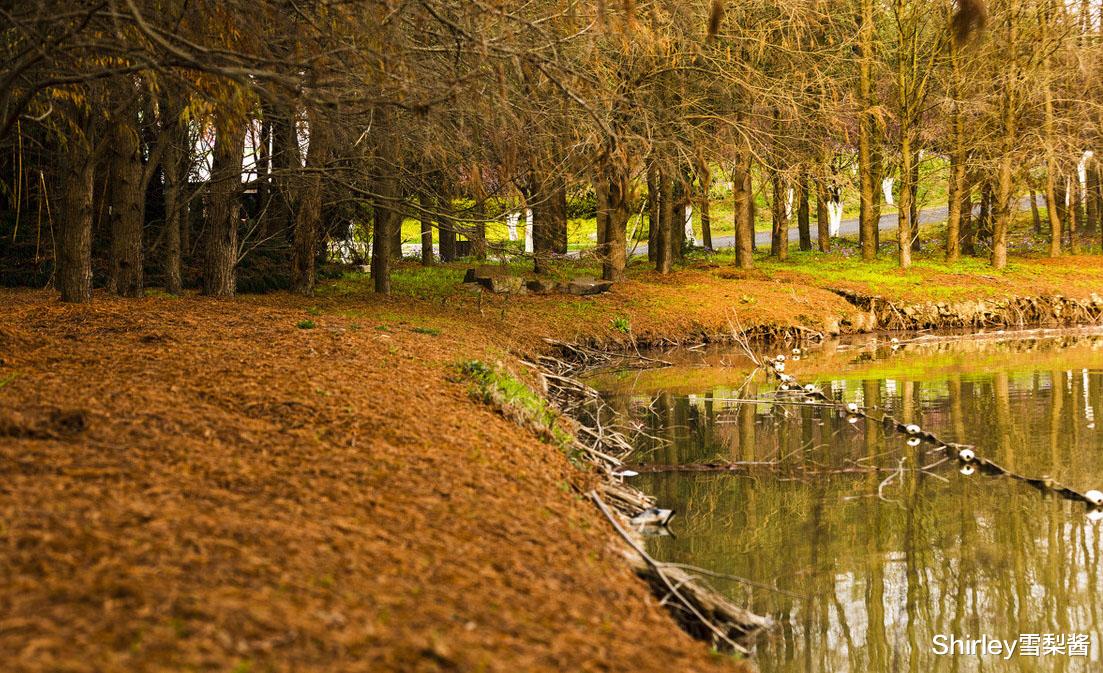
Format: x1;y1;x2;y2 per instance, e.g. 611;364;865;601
589;330;1103;672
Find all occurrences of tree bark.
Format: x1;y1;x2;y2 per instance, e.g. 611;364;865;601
203;115;246;297
419;190;434;265
815;178;830;252
1087;164;1100;235
797;172;811;252
770;170;788;261
108;111;144;297
291;111;331;295
699;165;712;250
961;176;976;256
1029;187;1042;233
655;168;673;274
858;0;878;261
595;175;609;255
161;102;186;295
601;168;629;282
732;153;753;268
1067;175;1079;254
898;131;914;269
438;192;457;262
646;162;659;262
470;198;486;260
552;185;568;254
269;106;300;240
531;172;566;273
56;130;94;303
371;127;400;293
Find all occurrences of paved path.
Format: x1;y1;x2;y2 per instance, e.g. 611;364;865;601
631;203;953;256
401;199;1030;258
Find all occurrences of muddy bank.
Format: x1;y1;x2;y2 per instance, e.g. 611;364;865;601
832;290;1103;333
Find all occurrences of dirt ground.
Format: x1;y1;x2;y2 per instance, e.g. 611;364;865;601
3;255;1102;672
0;279;773;673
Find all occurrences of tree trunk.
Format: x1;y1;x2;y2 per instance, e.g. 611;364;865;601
797;172;811;251
746;165;757;251
532;173;565;273
203;115;246;297
256;110;272;238
470;199;486;260
56;131;94;303
553;185;568;254
655;168;673;274
815;178;830;252
390;209;403;260
371;125;400;293
1087;165;1100;235
646;162;659;262
595;175;609;256
908;155;920;252
602;169;629;282
700;169;712;250
770;170;789;261
162;102;186;295
419;191;434;265
898;132;914;269
858;0;878;261
672;176;686;261
992;157;1013;269
732;153;753;268
961;177;976;256
438;193;457;262
269;106;300;239
108;112;144;297
290;112;331;295
946;152;965;261
1067;175;1079;254
1029;187;1042;233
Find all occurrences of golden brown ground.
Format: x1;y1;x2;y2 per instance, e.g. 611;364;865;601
3;253;1103;672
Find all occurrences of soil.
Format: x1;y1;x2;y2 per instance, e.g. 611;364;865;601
4;254;1101;673
0;284;761;673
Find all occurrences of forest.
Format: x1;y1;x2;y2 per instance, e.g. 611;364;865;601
2;0;1101;301
5;3;1103;673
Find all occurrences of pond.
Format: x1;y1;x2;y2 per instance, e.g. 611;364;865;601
588;329;1103;672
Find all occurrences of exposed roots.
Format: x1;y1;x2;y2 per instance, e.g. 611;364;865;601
530;345;773;655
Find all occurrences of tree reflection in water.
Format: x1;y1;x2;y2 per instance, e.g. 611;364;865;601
591;333;1103;672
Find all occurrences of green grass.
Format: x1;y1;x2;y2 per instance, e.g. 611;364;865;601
296;319;316;330
412;326;442;336
460;360;578;462
392;157;952;251
0;372;18;389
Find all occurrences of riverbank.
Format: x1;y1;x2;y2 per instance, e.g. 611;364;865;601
5;250;1103;671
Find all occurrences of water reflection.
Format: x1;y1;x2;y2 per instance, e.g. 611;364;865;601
592;332;1103;672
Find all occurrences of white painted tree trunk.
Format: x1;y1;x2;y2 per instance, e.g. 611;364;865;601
684;205;694;244
784;188;794;220
1078;150;1094;202
506;211;519;241
882;177;895;206
524;208;533;253
828;199;843;236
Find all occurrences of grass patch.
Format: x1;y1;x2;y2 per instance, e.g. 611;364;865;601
296;319;316;330
611;316;631;333
460;360;578;462
412;326;442;336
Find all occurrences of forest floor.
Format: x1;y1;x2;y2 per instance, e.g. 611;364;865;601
5;240;1103;672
